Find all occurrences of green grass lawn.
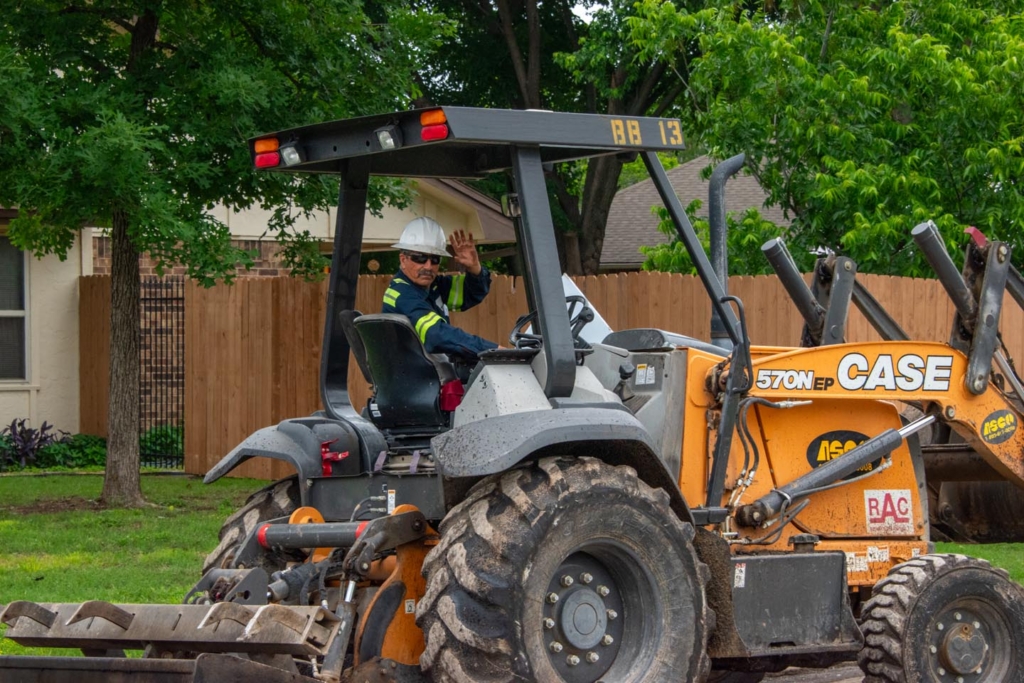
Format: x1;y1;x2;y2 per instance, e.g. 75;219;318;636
0;473;259;656
0;474;1022;659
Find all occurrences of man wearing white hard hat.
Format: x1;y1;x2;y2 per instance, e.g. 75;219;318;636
382;217;498;358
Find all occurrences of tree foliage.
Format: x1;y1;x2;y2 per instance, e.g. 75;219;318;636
418;0;700;274
640;200;794;275
0;1;449;504
631;0;1024;276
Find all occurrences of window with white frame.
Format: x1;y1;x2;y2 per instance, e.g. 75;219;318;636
0;235;27;380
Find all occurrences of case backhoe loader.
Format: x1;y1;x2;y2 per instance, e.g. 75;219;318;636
2;107;1023;683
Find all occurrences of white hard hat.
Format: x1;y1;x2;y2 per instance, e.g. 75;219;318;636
391;217;449;257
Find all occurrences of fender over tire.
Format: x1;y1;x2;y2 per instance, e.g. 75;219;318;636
416;456;710;682
858;553;1024;683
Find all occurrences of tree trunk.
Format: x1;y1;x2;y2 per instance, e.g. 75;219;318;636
577;155;625;274
562;232;582;275
101;209;145;507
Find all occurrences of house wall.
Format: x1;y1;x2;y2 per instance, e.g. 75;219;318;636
90;182;493;277
0;233;86;434
210;179;487;246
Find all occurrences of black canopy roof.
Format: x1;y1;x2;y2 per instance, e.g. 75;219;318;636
249;106;686;178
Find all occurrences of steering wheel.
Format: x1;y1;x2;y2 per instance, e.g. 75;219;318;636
509;295;594;351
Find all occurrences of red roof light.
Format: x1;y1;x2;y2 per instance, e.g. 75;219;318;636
255;152;281;168
421;124;449;142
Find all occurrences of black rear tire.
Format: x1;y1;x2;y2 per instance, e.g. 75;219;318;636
858;553;1024;682
416;456;710;683
202;476;300;574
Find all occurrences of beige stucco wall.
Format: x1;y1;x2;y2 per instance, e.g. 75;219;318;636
210;180;486;246
0;233;85;433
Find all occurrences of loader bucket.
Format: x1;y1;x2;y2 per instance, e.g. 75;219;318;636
0;652;317;683
0;601;338;683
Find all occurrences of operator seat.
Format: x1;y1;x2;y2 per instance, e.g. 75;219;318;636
351;313;457;430
338;309;373;385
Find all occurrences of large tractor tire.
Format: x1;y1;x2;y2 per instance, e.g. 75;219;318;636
858;554;1024;683
202;476;300;574
416;456;711;683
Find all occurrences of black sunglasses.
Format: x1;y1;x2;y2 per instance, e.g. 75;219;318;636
405;252;442;265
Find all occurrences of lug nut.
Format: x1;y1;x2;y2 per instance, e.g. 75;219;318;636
597;585;610;597
587;652;599;663
580;572;593;584
974;621;981;628
938;622;945;631
930;646;938;654
567;654;580;666
938;667;946;676
543;618;555;629
954;612;962;621
602;634;614;646
550;641;563;653
547;592;560;604
607;609;618;620
561;575;574;587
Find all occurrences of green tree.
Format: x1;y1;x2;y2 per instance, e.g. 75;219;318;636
640;200;794;275
419;0;701;274
0;1;448;505
631;0;1024;276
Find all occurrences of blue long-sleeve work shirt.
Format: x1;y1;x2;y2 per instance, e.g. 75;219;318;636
382;268;498;357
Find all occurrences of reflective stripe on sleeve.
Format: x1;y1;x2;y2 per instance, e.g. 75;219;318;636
414;312;442;343
383;287;401;307
447;274;465;311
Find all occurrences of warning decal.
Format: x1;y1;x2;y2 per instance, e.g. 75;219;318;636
634;363;656;386
733;562;746;589
864;489;914;535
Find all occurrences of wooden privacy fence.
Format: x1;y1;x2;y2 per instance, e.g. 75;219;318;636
79;272;1024;479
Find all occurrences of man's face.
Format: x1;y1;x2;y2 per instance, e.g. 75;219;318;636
399;251;442;287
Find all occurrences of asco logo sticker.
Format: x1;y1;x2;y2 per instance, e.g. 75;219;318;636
806;430;878;480
981;409;1017;444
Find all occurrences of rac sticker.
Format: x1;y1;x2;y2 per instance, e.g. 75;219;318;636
864;489;914;535
806;430;878;480
837;353;953;392
981;409;1017;444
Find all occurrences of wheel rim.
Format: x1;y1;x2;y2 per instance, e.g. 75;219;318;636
540;545;655;682
926;598;1013;681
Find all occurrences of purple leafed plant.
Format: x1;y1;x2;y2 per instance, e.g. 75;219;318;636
0;419;69;470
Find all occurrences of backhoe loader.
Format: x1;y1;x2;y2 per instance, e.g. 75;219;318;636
2;106;1023;683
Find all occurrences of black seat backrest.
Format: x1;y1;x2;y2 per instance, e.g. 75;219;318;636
339;310;372;385
353;313;454;429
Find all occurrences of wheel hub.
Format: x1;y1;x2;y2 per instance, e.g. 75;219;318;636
543;552;622;682
930;606;996;680
939;622;988;675
559;589;608;650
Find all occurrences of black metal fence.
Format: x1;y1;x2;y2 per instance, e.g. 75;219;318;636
139;276;185;469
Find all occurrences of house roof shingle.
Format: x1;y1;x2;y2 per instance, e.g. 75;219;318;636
600;156;790;269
